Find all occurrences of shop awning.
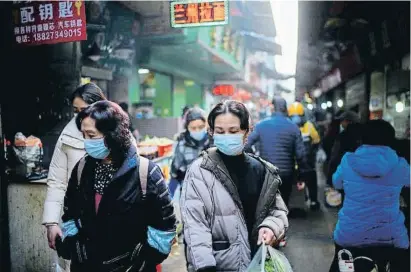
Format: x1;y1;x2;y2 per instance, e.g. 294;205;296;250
242;32;282;55
81;66;113;81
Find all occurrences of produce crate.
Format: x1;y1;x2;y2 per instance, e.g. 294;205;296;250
158;144;173;157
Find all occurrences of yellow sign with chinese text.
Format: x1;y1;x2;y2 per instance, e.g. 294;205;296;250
171;0;228;28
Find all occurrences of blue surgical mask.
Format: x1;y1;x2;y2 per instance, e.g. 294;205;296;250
213;134;244;156
84;138;110;159
190;129;207;141
291;115;302;126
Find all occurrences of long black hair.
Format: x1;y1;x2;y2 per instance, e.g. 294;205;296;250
208;100;251;133
70;83;107;104
76;101;132;167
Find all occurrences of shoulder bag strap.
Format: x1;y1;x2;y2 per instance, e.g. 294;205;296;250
138;156;150;196
77;157;87;186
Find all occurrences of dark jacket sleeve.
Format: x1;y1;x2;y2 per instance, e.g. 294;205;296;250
327;138;342;186
141;162;177;265
294;128;310;181
61;162;80;223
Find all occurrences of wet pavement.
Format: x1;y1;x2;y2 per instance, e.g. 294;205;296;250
161;166;338;272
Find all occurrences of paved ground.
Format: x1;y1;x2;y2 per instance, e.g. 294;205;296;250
161;166;338;272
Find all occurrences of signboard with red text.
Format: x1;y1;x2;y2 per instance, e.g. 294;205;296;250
12;0;87;45
212;85;234;96
171;0;229;28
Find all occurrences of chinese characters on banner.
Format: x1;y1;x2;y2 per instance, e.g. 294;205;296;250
171;0;228;28
12;0;87;45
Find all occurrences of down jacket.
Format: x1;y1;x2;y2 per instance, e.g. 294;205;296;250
245;112;308;178
333;145;410;249
181;148;289;272
43;117;85;224
62;145;176;271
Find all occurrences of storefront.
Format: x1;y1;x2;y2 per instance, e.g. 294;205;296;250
0;1;147;270
384;67;410;139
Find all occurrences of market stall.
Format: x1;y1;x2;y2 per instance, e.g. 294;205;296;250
138;136;174;184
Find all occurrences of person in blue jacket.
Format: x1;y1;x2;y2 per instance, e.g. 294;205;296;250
329;120;410;272
245;97;309;207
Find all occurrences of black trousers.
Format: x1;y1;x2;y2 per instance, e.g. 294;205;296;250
305;170;318;203
279;175;294;207
329;243;409;272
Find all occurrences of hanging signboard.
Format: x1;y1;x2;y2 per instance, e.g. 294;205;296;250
212;85;234;96
171;0;229;28
12;0;87;45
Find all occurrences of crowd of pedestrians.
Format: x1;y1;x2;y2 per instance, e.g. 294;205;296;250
41;83;409;272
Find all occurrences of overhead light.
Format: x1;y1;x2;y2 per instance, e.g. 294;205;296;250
307;104;314;110
327;101;332;108
396;101;404;113
313;89;322;98
337;99;344;108
321;103;327;110
138;68;150;74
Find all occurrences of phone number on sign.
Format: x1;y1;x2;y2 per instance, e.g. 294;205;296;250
32;28;83;42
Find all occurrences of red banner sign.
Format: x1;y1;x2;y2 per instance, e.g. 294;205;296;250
12;0;87;45
212;85;234;96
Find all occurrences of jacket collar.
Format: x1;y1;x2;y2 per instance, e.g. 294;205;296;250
62;117;83;141
112;144;138;181
201;148;245;214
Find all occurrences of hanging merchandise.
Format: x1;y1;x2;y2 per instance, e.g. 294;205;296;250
12;132;48;180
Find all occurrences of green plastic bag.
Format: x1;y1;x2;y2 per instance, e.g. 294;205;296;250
246;243;293;272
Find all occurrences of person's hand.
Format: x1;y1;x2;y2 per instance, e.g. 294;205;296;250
297;182;305;191
257;227;275;246
47;225;63;250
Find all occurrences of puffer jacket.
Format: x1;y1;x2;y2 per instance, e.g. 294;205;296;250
43;117;85;224
333;145;410;249
181;148;289;272
62;145;176;272
245;112;308;178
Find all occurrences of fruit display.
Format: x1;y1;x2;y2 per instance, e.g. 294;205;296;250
138;136;174;159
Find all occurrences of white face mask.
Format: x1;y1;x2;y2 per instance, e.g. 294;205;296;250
340;125;345;133
74;113;78;118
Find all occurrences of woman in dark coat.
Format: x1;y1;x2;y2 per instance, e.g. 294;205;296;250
59;101;176;272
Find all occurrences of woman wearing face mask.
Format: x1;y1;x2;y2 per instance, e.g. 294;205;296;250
169;107;211;198
60;101;176;271
43;83;106;250
180;100;289;272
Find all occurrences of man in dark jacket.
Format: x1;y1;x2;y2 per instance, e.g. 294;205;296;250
245;97;308;207
326;111;361;187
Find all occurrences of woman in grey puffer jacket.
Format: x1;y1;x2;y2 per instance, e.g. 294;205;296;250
181;100;289;272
